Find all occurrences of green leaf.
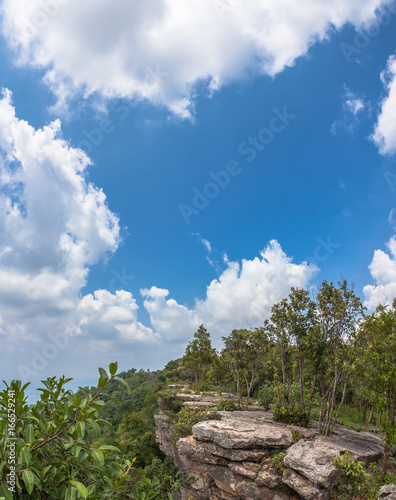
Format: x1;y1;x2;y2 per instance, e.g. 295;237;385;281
92;449;104;467
109;362;118;376
98;375;107;389
0;483;13;500
99;445;120;452
20;446;31;467
98;367;108;380
76;421;85;438
65;486;77;500
87;419;100;433
114;376;130;393
25;423;34;444
22;470;35;494
69;480;88;499
73;394;81;407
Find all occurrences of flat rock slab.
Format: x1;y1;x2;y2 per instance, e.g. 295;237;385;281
193;419;294;449
284;439;341;489
177;435;271;463
282;470;331;500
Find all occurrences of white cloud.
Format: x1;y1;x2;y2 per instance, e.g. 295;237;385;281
1;0;394;117
142;240;318;341
364;236;396;308
0;90;159;379
331;86;367;135
372;54;396;155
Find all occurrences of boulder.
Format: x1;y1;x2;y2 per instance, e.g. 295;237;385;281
282;470;331;500
192;419;294;449
284;439;340;488
378;484;396;499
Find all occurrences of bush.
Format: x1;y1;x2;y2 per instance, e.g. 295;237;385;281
272;400;309;427
0;364;164;499
270;450;287;474
332;451;396;500
216;399;237;411
258;382;276;410
158;390;183;413
332;450;371;499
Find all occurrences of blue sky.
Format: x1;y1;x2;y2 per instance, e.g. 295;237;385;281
1;0;396;386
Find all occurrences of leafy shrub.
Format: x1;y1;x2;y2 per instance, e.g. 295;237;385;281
272;400;309;427
158;390;183;413
270;450;287;473
332;450;371;499
172;408;221;441
332;451;396;500
258;382;276;410
0;363;165;499
144;457;193;497
216;399;237;411
291;429;303;442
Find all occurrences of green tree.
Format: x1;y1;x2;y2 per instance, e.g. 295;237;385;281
316;280;364;435
0;363;165;499
356;300;396;479
222;328;269;408
182;325;216;394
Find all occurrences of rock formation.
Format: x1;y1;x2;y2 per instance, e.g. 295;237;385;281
155;404;393;500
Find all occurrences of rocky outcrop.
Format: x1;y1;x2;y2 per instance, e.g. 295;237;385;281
155;409;390;500
378;484;396;499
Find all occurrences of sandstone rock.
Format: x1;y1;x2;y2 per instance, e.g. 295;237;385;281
228;462;259;481
255;468;282;489
378;484;396;499
282;470;331;500
154;413;175;457
284;439;340;488
316;427;383;465
176;435;270;463
184;401;217;409
177;393;202;402
193;419;293;449
177;436;228;466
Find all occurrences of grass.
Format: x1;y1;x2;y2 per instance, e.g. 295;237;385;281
334;404;373;431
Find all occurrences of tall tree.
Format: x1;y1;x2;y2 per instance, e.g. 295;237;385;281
316;280;364;435
182;325;216;394
222;328;269;408
356;300;396;479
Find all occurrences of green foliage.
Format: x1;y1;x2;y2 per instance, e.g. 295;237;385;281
270;450;287;474
0;364;162;499
158;390;183;413
257;382;276;410
172;408;221;441
215;399;237;411
144;457;193;497
290;429;302;442
182;325;216;394
272;400;309;427
332;450;372;499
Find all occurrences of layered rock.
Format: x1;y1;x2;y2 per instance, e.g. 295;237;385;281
155;409;390;500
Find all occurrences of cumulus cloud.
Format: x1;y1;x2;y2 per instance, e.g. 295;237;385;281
142;240;318;341
1;0;394;117
372;54;396;155
0;90;158;379
364;236;396;308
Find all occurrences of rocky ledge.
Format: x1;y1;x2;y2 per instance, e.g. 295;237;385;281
155;409;393;500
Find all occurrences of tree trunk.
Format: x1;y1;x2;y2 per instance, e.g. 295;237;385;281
331;373;349;428
381;442;389;481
